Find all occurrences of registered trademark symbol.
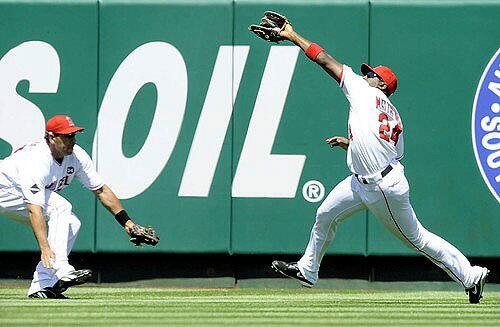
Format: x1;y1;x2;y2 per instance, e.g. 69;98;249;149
302;180;325;203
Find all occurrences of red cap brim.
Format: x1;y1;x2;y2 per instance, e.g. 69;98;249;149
55;126;85;134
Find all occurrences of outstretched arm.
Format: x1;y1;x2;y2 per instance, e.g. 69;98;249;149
93;185;160;247
93;185;135;234
280;24;343;83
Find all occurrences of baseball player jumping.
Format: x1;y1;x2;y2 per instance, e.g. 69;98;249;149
250;12;489;304
0;115;159;298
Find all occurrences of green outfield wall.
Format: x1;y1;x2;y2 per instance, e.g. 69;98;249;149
0;0;498;257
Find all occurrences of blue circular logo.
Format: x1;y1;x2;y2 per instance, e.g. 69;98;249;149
472;48;500;203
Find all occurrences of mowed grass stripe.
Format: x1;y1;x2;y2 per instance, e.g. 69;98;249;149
1;306;498;312
0;288;498;326
1;312;500;318
1;318;498;327
0;319;497;325
1;290;497;299
1;298;499;308
1;302;499;310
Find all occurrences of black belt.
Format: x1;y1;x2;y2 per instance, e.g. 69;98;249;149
355;165;393;184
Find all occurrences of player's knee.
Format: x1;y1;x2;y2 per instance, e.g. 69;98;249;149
69;215;81;233
46;198;73;218
414;229;434;249
59;200;73;214
315;206;327;221
315;206;335;225
402;230;425;249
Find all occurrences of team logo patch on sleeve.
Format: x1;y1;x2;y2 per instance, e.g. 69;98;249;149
472;48;500;203
29;184;40;194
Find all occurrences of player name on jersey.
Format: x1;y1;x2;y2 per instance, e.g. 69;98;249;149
376;97;399;122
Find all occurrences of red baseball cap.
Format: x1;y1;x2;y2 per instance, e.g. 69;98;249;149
361;63;398;96
46;115;84;134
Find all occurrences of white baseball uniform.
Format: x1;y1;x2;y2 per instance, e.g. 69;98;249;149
0;141;104;295
297;65;485;288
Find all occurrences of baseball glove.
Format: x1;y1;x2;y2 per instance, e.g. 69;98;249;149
248;11;289;43
129;224;160;246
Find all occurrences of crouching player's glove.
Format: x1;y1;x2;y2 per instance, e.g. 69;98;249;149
129;224;160;246
248;11;290;43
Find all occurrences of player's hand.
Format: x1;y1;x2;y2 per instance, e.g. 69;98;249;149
41;246;55;269
326;136;349;150
279;21;295;41
124;220;136;235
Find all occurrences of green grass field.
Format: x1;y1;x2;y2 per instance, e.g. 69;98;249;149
0;287;499;326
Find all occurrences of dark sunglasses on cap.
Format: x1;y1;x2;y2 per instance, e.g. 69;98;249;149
54;133;76;139
366;71;380;79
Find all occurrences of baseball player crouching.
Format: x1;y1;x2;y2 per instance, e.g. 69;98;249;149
0;115;159;299
250;12;489;304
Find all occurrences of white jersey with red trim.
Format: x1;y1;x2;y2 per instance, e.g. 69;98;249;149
0;141;104;207
296;63;486;294
340;65;404;177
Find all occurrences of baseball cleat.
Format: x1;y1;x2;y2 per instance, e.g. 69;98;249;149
51;269;93;294
466;267;490;304
28;288;68;299
271;260;314;288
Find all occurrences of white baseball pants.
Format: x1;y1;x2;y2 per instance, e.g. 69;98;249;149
297;163;484;288
0;188;80;295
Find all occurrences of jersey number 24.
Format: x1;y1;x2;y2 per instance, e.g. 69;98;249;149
378;113;402;145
